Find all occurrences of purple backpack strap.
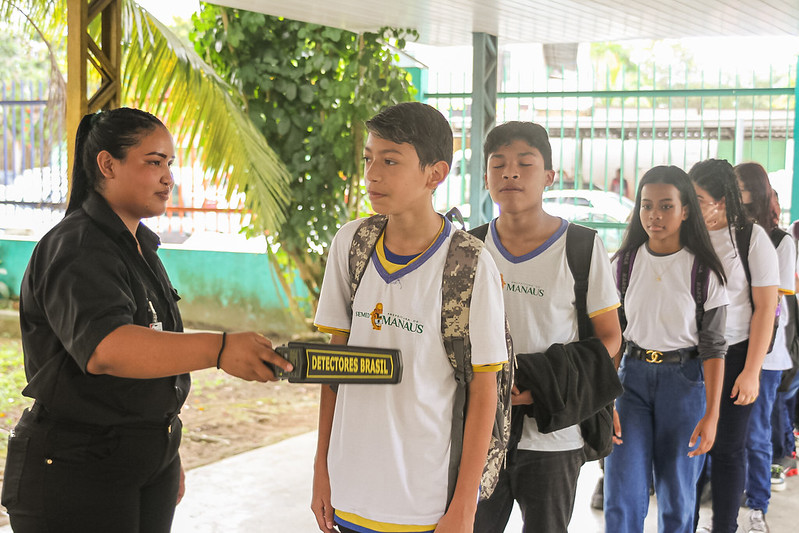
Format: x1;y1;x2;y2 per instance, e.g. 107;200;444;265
616;247;637;331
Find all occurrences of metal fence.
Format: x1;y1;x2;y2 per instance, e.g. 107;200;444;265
427;52;797;250
0;82;249;242
3;52;796;247
0;81;67;233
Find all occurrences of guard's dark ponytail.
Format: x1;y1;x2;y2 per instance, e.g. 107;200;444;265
66;114;98;214
66;108;165;215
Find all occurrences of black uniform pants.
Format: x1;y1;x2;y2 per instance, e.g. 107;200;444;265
694;341;754;533
2;404;182;533
474;447;585;533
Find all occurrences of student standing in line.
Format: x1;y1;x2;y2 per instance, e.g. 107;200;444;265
1;108;293;533
311;102;508;533
471;121;622;533
771;220;799;482
603;165;728;533
733;162;793;532
688;159;780;533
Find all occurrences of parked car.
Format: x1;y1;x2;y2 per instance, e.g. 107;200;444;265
543;189;634;221
543;189;634;251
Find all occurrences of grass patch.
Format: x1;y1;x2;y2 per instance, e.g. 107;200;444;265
0;339;28;460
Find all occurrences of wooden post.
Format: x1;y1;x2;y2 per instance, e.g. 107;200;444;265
66;0;122;183
66;0;88;180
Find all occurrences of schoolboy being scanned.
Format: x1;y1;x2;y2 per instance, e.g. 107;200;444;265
311;102;508;533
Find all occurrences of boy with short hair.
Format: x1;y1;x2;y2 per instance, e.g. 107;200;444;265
311;102;509;533
473;121;623;532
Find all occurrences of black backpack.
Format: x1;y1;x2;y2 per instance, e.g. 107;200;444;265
777;227;799;392
735;223;787;352
779;292;799;392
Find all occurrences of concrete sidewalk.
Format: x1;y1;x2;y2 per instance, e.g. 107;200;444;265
169;431;798;532
1;431;794;531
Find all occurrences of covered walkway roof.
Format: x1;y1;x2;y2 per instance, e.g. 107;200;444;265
210;0;799;45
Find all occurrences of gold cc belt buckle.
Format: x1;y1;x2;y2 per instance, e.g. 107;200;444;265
645;350;664;364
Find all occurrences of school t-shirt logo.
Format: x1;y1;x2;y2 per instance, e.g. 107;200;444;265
356;302;425;334
371;303;384;330
502;274;545;298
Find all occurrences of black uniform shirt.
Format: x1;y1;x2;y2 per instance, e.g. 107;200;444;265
19;191;190;426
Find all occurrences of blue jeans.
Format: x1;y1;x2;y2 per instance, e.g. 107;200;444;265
605;355;706;533
745;369;782;512
772;369;799;459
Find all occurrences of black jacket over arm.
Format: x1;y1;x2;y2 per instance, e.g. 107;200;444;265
514;337;623;459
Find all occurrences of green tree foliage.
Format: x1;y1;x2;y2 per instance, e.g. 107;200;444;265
0;22;50;84
191;6;417;316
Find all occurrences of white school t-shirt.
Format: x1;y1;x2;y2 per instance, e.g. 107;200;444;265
764;233;797;371
484;218;620;452
314;217;508;529
708;224;779;345
615;245;728;351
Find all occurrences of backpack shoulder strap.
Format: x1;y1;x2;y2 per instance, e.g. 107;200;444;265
691;258;711;332
770;227;790;249
735;222;753;287
441;229;482;373
348;215;388;308
468;222;490;242
441;228;483;506
565;223;596;340
615;247;637;332
444;206;467;230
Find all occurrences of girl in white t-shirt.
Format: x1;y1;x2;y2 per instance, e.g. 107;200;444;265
689;159;780;533
737;162;793;529
604;165;728;533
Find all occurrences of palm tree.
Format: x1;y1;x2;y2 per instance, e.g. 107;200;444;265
2;0;291;233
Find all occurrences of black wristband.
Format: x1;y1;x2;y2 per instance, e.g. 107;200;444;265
216;332;227;370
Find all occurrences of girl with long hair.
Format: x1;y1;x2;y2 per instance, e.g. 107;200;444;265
734;161;794;533
604;165;728;533
689;159;780;533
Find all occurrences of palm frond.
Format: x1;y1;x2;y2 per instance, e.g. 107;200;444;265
121;0;290;233
1;1;64;37
2;0;291;234
2;1;67;132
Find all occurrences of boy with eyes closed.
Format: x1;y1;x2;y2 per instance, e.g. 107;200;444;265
472;122;622;533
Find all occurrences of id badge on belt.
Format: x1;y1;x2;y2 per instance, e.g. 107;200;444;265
148;299;163;331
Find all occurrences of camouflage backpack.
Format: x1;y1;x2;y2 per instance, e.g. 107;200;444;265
348;214;515;505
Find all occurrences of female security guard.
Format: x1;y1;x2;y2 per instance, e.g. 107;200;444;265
1;108;292;532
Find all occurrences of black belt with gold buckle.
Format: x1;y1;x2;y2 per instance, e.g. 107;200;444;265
627;344;697;364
